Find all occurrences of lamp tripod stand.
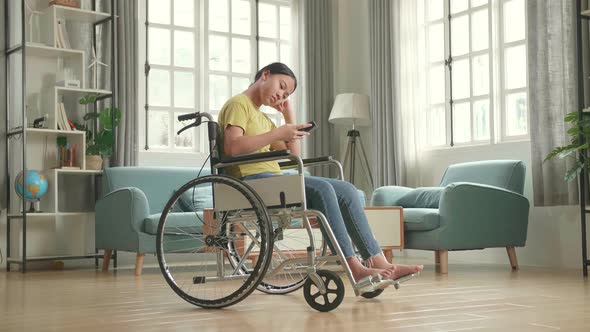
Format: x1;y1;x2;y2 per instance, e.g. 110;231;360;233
342;129;374;190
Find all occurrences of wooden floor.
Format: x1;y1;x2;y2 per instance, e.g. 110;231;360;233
1;261;589;332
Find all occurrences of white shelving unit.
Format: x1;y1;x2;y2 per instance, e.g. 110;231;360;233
4;1;116;272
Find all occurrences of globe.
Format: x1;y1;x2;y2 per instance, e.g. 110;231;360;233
15;170;48;202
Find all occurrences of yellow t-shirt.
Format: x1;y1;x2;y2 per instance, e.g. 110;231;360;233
218;94;282;178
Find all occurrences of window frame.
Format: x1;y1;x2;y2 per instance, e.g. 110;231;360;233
141;0;202;153
257;0;293;127
139;0;296;156
497;0;528;142
424;0;528;149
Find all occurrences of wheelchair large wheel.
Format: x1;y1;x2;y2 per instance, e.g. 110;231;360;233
156;175;273;309
254;219;328;295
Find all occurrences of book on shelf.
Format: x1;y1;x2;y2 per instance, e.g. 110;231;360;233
61;103;75;130
56;80;81;88
56;102;75;131
56;19;71;49
56;102;66;130
55;21;62;48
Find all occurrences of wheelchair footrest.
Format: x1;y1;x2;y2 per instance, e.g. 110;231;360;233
355;272;420;293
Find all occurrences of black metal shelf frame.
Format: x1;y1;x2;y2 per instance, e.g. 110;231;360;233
4;0;118;272
576;0;590;277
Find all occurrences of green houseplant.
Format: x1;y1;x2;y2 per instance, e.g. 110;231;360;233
77;93;121;169
545;111;590;181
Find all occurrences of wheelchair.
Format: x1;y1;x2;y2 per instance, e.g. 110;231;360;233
156;112;414;312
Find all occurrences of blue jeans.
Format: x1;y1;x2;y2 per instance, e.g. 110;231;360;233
241;172;381;259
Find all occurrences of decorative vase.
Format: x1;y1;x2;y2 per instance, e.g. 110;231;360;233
86;155;103;170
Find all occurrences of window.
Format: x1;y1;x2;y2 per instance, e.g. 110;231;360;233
256;1;293;122
142;0;295;153
425;0;527;147
206;0;292;129
146;0;198;151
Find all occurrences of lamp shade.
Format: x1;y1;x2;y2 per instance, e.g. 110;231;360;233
328;93;371;126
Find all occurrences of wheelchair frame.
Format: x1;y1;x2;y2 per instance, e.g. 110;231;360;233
156;112;409;312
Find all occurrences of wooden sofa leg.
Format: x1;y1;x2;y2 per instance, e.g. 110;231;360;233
102;249;112;272
506;246;519;270
436;250;448;274
135;253;145;276
383;248;393;263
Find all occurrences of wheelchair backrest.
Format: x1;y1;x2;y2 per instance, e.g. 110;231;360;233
207;118;307;212
206;120;224;169
214;174;305;211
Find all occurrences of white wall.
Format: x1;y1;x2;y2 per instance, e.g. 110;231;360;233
332;0;588;270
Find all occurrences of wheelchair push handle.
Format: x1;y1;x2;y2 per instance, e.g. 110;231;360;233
177;111;214;135
178;113;199;121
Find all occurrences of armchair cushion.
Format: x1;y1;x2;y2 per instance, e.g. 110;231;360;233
357;189;367;207
143;212;205;235
178;186;214;212
439;160;525;194
403;208;440;231
371;186;414;206
397;187;444;208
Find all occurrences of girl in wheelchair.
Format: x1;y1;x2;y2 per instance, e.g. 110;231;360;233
218;62;423;284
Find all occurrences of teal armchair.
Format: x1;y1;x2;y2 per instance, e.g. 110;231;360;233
371;160;530;274
95;167;211;275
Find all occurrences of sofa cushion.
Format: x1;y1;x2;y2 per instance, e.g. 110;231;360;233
144;212;204;235
403;208;440;231
397;187;444;208
144;212;303;235
357;189;367;207
178;185;213;211
102;167;212;214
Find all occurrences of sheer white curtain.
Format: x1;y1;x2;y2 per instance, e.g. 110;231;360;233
528;0;578;206
301;0;335;177
395;0;428;187
370;0;427;187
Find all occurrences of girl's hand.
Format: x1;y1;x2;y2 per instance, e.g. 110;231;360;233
276;99;296;123
275;123;311;142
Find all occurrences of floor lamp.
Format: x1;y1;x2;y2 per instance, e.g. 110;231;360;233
329;93;374;190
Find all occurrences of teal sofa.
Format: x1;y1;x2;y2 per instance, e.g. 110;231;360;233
371;160;530;274
95;167;211;275
95;166;369;275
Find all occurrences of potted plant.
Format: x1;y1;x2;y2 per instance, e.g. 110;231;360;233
77;93;121;170
545;111;590;181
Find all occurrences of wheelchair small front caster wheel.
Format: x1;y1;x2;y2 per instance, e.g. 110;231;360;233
303;270;345;312
360;288;384;299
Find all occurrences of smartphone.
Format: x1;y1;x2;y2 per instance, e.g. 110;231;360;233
300;121;317;133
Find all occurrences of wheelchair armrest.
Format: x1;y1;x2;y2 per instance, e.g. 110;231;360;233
279;156;331;168
279;156;344;180
214;150;305;172
220;149;291;164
